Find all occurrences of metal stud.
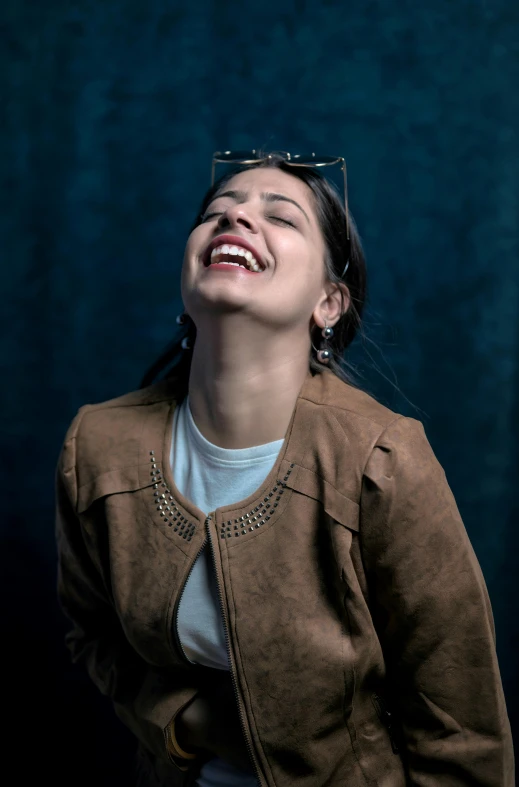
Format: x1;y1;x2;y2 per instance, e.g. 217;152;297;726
198;463;296;539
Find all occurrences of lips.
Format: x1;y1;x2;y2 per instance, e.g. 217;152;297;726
202;234;265;270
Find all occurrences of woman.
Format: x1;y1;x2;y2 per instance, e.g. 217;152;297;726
55;152;515;787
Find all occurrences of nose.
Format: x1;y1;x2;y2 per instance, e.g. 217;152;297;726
217;203;259;234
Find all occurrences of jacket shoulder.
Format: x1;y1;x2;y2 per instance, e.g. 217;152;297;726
86;378;178;412
302;370;410;434
296;372;430;503
58;379;179;487
65;379;177;433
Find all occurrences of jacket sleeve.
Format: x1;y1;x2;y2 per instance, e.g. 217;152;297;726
55;410;198;768
360;415;515;786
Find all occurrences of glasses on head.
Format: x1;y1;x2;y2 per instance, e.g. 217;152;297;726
210;150;350;276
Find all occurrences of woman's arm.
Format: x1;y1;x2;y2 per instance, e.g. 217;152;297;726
360;416;515;786
55;421;199;770
173;674;255;773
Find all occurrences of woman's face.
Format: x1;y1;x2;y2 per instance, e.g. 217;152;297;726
181;167;330;332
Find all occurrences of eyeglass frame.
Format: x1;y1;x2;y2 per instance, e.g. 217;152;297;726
210;150;350;276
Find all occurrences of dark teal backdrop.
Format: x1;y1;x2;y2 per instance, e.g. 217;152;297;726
2;0;517;782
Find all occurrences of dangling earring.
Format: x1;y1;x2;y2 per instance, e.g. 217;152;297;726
312;320;334;364
176;312;192;350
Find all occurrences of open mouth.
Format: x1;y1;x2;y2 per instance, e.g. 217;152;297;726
203;236;265;272
207;244;263;272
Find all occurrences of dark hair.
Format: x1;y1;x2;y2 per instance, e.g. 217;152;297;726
140;153;367;397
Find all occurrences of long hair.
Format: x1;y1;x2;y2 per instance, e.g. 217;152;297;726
140;153;367;399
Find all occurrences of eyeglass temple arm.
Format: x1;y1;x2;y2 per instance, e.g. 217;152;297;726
342;162;349;242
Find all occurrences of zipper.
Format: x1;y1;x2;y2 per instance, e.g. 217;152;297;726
173;536;208;663
206;513;264;785
371;693;400;754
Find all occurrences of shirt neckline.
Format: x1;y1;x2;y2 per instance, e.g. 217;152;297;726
182;395;285;465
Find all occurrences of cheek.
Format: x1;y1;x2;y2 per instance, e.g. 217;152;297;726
182;227;206;267
276;235;308;264
184;230;199;258
277;238;324;282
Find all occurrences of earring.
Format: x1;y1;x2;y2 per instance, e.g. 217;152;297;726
312;320;333;364
176;312;193;351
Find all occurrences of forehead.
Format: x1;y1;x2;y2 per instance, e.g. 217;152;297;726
218;167;316;213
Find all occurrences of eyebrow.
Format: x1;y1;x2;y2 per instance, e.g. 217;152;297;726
210;189;310;224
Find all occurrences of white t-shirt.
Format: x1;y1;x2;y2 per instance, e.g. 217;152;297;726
170;395;284;787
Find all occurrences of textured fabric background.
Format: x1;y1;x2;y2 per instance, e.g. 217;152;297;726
2;0;517;781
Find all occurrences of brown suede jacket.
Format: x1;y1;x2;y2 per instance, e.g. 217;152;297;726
55;368;515;786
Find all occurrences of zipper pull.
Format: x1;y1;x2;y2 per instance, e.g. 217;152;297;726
382;708;400;754
372;694;400;754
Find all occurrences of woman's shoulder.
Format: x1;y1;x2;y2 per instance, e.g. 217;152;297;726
58;378;180;461
302;370;437;479
304;371;440;495
305;369;420;436
87;377;179;411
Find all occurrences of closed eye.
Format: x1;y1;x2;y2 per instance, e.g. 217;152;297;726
268;215;296;227
200;211;296;228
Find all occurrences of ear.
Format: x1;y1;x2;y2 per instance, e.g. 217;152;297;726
312;281;350;330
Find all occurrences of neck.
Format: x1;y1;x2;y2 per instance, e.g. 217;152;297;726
187;315;312;449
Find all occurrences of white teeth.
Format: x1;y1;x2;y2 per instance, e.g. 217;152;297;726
207;244;263;271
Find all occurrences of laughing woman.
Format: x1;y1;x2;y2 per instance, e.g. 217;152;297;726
55;151;514;787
